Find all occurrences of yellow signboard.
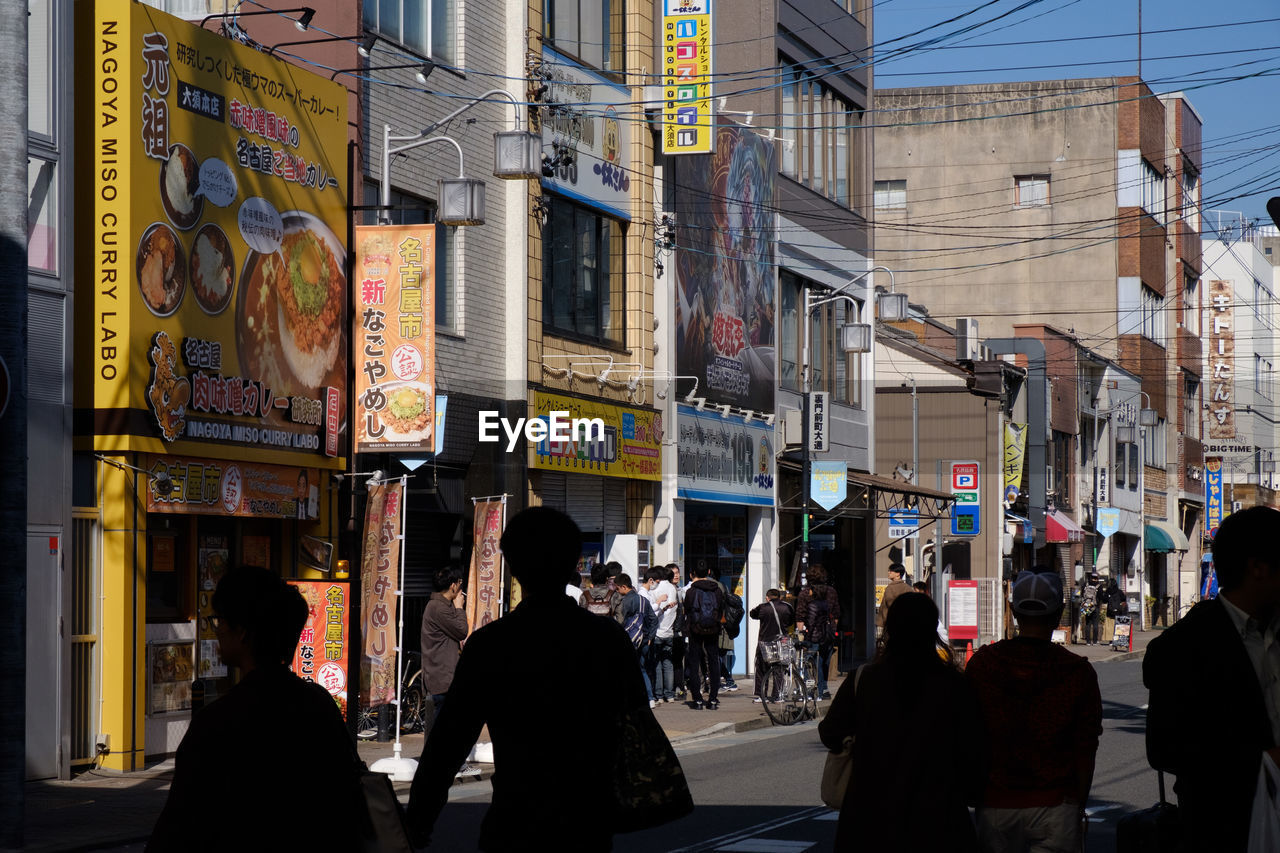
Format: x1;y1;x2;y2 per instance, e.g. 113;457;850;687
353;225;436;453
81;0;348;467
531;391;662;481
661;0;713;154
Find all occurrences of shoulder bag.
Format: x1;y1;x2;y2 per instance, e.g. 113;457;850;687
357;763;415;853
820;664;864;810
611;700;695;832
1115;770;1179;853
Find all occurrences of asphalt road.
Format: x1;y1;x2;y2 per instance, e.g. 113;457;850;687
425;658;1156;852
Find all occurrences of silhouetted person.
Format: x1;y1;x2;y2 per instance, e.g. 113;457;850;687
1145;506;1280;852
820;593;983;852
148;565;360;852
967;568;1101;852
407;507;646;851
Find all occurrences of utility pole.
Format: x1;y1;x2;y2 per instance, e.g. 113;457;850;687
0;0;28;843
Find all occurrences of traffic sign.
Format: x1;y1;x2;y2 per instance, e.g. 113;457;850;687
952;504;980;536
888;509;919;540
950;460;980;536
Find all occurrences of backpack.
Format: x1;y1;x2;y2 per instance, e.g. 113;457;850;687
623;596;654;648
1081;583;1099;615
722;592;745;639
583;586;618;619
642;595;659;642
672;592;686;637
806;586;837;645
687;585;722;636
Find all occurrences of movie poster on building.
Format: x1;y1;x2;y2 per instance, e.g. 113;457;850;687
661;0;713;154
289;580;350;720
675;124;776;411
83;0;348;467
359;479;403;707
353;225;436;452
1207;279;1235;440
467;498;506;634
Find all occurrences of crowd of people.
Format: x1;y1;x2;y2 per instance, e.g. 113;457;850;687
147;503;1280;852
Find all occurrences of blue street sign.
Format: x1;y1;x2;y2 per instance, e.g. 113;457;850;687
952;504;980;536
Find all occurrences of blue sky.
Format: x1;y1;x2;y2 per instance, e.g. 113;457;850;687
873;0;1280;228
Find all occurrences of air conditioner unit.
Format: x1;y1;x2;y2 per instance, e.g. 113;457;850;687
956;317;979;361
783;409;803;447
1045;465;1055;494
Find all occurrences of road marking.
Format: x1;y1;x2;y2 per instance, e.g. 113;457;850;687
667;806;830;853
812;812;839;821
715;841;816;852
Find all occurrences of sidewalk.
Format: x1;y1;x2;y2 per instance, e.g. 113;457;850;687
1063;623;1157;665
20;678;842;853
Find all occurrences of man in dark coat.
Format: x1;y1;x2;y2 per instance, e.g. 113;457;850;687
1144;505;1280;853
408;508;647;852
420;567;469;718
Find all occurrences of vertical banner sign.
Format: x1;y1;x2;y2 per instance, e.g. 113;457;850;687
1206;458;1224;535
1207;280;1235;440
810;461;847;511
1003;422;1026;504
359;480;402;707
289;580;350;720
947;579;980;641
951;460;981;536
466;498;506;634
661;0;713;154
809;392;829;452
354;225;436;452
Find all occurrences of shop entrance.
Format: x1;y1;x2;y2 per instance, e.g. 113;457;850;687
684;504;748;677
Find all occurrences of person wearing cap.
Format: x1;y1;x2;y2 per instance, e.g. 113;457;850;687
965;567;1102;853
1144;505;1280;853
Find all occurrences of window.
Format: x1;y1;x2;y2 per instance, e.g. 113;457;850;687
1014;175;1050;207
542;195;625;345
544;0;625;74
1114;440;1126;488
1128;439;1139;489
1256;354;1273;400
1143;419;1166;468
778;60;860;209
28;158;57;274
1181;164;1199;234
1141;286;1164;346
28;0;53;138
364;0;456;64
1140;158;1165;222
141;0;207;18
874;180;906;209
1184;374;1199;440
779;270;863;406
362;183;456;331
1253;279;1273;329
1183;273;1199;336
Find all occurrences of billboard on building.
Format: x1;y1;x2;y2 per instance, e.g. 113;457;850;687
1207;279;1235;440
675;125;776;412
82;1;348;467
531;391;662;481
353;225;436;453
661;0;713;155
676;404;774;505
143;453;319;519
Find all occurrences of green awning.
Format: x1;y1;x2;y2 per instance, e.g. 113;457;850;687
1145;520;1189;553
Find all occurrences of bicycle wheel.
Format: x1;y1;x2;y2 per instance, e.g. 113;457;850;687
798;659;818;721
762;664;803;726
356;702;378;739
401;681;427;733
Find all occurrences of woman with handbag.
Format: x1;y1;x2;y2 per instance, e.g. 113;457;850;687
818;592;984;852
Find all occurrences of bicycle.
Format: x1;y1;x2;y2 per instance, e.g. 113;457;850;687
760;636;818;726
356;651;429;738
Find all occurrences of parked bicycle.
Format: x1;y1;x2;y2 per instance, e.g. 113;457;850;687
356;650;428;738
760;635;818;726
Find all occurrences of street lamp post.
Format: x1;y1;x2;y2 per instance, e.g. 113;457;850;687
798;269;887;586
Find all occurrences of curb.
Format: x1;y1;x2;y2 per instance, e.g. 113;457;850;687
1093;649;1144;664
669;705;826;746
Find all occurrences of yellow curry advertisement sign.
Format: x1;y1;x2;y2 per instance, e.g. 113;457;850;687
81;0;348;467
531;391;662;481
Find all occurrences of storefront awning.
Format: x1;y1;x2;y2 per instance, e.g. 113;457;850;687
1046;509;1085;543
776;459;954;519
1145;519;1190;553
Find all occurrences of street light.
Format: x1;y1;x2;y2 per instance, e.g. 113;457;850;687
799;274;874;586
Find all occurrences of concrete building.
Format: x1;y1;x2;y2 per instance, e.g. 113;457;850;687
874;78;1205;626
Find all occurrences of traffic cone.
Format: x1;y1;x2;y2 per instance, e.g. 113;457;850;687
965;641;974;664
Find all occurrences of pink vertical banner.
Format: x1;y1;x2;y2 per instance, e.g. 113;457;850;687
466;498;506;633
359;479;402;706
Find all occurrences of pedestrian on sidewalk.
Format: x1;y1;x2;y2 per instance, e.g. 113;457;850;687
820;593;983;852
797;564;840;699
648;567;679;702
1144;505;1280;853
966;568;1102;853
683;562;725;710
617;572;658;706
148;566;361;852
420;567;468;725
749;589;794;702
581;560;621;619
407;507;646;852
876;562;911;630
1080;574;1101;645
668;563;688;700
